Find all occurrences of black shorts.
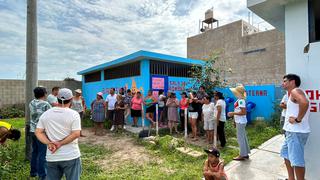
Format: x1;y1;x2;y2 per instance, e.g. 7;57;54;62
131;109;142;117
146;105;156;113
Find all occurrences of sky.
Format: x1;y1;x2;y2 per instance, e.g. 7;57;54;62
0;0;271;80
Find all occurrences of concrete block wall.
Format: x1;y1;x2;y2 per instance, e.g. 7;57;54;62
187;20;285;85
0;79;81;108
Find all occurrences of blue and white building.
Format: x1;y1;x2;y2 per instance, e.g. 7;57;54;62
78;50;204;125
248;0;320;178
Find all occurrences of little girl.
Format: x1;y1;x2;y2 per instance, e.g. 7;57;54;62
203;148;228;180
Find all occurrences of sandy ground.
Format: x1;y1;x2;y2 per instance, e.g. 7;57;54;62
79;128;161;170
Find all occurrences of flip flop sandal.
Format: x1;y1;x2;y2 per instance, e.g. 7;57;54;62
233;156;246;161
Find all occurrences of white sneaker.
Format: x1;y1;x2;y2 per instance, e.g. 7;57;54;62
123;125;126;129
110;125;115;131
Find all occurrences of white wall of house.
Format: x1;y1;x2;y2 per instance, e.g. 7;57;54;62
285;1;320;179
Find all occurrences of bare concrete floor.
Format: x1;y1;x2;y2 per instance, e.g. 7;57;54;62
225;135;287;180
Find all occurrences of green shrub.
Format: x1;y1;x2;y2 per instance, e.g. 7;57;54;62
0;106;25;119
155;135;184;152
253;120;268;132
225;120;236;137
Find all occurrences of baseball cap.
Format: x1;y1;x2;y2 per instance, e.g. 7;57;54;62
57;88;73;100
97;92;103;96
204;148;220;157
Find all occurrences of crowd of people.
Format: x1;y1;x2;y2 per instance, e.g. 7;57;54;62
0;73;310;180
90;86;231;147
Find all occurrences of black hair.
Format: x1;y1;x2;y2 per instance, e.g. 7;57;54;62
8;129;21;141
58;98;71;104
52;87;60;92
170;92;176;98
33;87;47;99
203;94;211;101
214;91;225;100
199;85;205;90
127;89;131;93
283;74;301;87
159;89;164;95
137;92;141;95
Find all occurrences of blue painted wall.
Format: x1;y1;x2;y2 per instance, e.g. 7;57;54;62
167;76;193;99
217;85;280;122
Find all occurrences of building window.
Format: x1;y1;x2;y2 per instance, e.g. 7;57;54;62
309;0;320;43
104;61;140;80
84;71;101;83
150;60;194;77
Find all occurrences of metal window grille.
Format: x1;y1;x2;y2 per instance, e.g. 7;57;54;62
150;60;194;77
84;71;101;83
104;61;141;80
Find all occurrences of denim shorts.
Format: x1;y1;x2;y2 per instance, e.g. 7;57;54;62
188;112;198;119
280;131;309;167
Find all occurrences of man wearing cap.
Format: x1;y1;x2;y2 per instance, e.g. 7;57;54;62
35;88;82;180
280;74;310;180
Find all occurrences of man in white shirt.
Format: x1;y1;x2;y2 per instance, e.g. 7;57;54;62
106;88;117;131
280;74;310;180
47;87;59;107
36;88;81;180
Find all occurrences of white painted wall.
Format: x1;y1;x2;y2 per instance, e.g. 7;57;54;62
285;1;320;179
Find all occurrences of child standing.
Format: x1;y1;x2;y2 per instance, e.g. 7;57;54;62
203;148;228;180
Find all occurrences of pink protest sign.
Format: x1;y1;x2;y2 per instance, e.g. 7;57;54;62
152;77;164;89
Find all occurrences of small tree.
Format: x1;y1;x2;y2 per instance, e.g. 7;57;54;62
189;50;229;96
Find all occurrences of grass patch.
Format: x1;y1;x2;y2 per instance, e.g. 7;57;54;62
1;118;280;179
0;125;29;178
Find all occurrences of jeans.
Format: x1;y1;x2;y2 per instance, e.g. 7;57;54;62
47;157;82;180
280;131;309;167
30;132;47;178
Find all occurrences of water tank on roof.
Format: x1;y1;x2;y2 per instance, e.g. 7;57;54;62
205;9;214;21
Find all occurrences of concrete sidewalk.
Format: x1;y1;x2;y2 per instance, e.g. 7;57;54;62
225;134;287;180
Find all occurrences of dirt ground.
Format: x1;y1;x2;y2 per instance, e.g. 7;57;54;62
79;128;162;170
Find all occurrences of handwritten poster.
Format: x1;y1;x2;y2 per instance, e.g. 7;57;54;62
152;77;165;89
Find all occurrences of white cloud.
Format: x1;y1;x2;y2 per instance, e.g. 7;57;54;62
0;0;272;80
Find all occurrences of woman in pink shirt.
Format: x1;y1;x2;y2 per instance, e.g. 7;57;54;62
131;92;143;127
179;92;189;132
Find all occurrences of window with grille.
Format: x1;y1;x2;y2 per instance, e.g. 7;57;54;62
104;61;140;80
84;71;101;83
150;60;194;77
309;0;320;43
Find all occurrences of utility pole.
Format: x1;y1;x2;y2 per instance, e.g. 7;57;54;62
25;0;38;161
